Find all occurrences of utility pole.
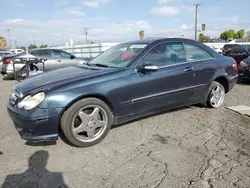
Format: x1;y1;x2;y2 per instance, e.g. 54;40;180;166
32;37;36;46
15;40;17;48
84;28;88;44
194;4;199;41
7;29;11;49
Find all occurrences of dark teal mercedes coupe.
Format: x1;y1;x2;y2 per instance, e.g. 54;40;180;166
7;38;238;147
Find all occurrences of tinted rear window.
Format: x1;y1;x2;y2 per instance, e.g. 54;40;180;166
242;45;250;52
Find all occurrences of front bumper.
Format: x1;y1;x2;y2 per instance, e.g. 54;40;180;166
7;104;64;141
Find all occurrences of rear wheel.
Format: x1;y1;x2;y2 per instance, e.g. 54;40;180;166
61;98;113;147
20;65;38;75
206;81;225;108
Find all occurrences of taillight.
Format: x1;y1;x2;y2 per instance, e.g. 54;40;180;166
3;58;13;64
233;61;238;72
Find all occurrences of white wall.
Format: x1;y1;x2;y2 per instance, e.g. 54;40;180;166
49;43;118;58
50;42;250;57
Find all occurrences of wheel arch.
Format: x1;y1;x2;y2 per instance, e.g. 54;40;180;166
59;94;116;123
213;76;229;93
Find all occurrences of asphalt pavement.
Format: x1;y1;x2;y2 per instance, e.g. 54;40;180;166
0;76;249;188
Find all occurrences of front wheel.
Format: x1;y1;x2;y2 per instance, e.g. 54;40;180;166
61;98;113;147
206;81;225;108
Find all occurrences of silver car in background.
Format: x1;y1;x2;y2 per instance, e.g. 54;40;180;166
1;48;90;78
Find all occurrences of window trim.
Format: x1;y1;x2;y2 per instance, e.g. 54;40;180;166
136;41;190;68
183;42;215;63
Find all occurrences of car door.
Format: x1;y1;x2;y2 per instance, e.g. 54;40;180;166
130;42;195;115
59;50;79;66
184;42;217;101
33;49;54;71
51;50;77;70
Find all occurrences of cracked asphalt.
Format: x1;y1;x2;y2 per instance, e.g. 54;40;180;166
0;77;250;188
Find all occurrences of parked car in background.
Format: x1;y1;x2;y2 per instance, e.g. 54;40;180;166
7;38;238;147
0;49;12;60
210;45;222;54
238;56;250;81
1;49;90;78
222;44;250;64
0;49;12;73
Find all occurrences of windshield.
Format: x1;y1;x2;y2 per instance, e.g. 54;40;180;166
242;45;250;53
88;43;148;68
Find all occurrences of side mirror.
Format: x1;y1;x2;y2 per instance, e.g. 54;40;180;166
70;55;75;59
137;63;158;73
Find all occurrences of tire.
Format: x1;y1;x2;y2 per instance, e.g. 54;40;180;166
61;98;113;147
20;65;38;75
206;81;225;108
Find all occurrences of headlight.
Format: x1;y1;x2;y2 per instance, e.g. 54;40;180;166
17;92;45;110
239;61;249;68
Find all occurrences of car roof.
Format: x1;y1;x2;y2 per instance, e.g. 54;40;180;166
124;37;199;45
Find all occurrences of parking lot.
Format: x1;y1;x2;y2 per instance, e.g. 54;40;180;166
0;76;249;188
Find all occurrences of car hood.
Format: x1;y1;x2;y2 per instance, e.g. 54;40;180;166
14;65;119;95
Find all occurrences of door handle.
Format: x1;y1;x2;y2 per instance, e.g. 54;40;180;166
184;67;194;72
58;60;61;62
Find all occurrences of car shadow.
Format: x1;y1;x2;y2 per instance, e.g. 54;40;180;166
58;105;195;146
2;76;14;81
237;80;250;85
1;150;68;188
25;141;57;147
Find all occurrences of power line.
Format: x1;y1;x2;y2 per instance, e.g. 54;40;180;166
199;0;225;5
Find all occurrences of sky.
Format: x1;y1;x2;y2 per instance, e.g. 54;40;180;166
0;0;249;47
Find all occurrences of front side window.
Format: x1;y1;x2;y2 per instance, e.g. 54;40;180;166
184;43;213;61
60;51;73;58
88;43;148;68
51;50;64;58
36;50;51;58
141;42;187;67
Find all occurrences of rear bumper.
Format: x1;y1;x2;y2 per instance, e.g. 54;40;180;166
7;104;64;141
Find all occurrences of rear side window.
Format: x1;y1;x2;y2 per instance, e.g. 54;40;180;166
232;45;247;54
184;43;213;61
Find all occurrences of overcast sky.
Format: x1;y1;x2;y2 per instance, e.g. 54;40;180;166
0;0;249;47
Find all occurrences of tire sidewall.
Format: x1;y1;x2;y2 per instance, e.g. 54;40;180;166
207;81;225;108
61;98;113;147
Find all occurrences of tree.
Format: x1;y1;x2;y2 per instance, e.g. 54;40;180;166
220;30;236;41
236;29;244;39
40;45;48;48
201;24;206;32
219;29;245;41
198;33;211;43
0;36;7;49
244;31;250;42
139;30;144;40
28;44;37;50
90;41;95;44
